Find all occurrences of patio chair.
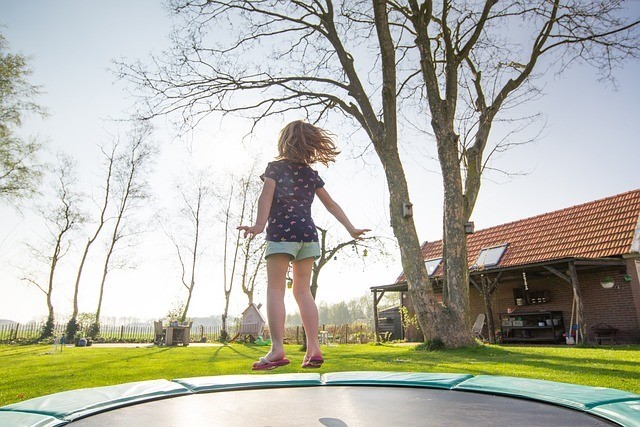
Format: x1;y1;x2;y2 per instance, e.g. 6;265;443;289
153;321;166;345
472;313;486;341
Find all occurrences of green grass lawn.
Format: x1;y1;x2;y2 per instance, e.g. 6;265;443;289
1;343;638;406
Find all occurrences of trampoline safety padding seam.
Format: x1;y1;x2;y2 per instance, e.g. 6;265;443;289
0;372;638;427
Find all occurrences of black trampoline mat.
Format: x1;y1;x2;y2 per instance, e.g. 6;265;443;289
71;386;616;426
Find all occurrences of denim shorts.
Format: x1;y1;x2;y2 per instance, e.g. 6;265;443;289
265;241;321;261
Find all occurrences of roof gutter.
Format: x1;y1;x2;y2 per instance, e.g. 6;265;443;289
378;257;627;290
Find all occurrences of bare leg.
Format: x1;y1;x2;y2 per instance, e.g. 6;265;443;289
264;254;290;361
292;257;323;361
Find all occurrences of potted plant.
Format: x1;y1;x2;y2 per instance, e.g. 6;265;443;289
600;276;615;289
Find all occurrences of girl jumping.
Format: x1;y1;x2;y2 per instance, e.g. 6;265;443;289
238;120;369;370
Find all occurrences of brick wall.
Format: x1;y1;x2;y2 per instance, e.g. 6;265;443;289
469;266;640;343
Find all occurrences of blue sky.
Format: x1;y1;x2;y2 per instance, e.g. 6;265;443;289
1;1;639;323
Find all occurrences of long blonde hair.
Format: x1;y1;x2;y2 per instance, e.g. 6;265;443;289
277;120;339;166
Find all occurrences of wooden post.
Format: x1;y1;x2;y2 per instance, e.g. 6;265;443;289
373;290;379;343
625;259;640;335
372;290;385;343
399;298;405;341
568;262;587;343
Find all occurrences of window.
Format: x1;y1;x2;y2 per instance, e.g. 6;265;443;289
473;244;508;268
425;258;442;276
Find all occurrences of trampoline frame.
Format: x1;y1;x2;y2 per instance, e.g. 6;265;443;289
1;371;639;426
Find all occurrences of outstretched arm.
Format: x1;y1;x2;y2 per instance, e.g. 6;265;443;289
237;177;275;238
316;187;370;239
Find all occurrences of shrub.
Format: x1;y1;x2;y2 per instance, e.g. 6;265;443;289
65;318;80;342
87;322;100;339
39;318;55;340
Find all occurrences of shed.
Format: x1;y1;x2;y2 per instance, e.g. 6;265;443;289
231;303;266;342
377;306;403;341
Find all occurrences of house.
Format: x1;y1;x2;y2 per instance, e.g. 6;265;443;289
372;189;640;344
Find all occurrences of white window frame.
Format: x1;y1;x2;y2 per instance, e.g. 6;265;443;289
425;258;442;276
473;244;508;268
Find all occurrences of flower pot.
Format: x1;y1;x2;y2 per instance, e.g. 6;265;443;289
600;281;614;289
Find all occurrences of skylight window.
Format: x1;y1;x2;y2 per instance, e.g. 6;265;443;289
473;244;508;268
425;258;442;276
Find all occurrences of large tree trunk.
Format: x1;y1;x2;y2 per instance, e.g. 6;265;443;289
375;142;450;343
373;0;458;346
438;138;473;347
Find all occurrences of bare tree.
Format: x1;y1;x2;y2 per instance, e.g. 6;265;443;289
166;170;212;322
470;272;502;344
219;175;253;340
237;171;267;307
239;233;266;306
65;143;116;341
119;0;639;347
220;181;239;341
22;153;84;339
118;0;444;343
300;225;385;349
313;225;388;299
90;124;155;338
394;1;639;346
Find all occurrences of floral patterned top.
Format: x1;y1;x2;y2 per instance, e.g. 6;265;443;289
262;159;324;242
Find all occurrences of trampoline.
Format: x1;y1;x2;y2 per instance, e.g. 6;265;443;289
1;372;639;426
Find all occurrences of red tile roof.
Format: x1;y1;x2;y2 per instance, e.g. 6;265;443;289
418;189;640;275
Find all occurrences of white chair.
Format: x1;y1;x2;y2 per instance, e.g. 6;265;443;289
472;313;486;341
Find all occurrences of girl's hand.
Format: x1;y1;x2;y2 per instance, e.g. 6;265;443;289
350;228;371;240
237;225;263;239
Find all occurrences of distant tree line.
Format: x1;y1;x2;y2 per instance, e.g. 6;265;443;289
286;293;400;327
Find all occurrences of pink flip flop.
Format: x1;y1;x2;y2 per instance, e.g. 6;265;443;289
252;357;290;371
301;357;324;369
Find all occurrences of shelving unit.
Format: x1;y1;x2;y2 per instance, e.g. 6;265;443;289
500;311;565;343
